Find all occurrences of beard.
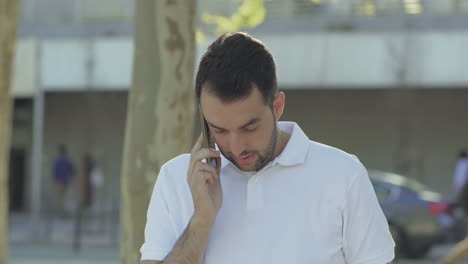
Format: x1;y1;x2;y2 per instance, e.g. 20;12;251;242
218;121;278;172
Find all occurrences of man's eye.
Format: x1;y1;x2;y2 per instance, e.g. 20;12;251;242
245;127;257;132
214;130;226;134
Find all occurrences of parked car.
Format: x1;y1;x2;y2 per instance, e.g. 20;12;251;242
369;170;465;258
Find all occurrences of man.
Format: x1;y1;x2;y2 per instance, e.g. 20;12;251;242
141;32;394;264
52;145;75;216
453;150;468;199
441;151;468;264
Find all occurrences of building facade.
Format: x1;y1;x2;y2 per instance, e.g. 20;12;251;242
9;0;468;217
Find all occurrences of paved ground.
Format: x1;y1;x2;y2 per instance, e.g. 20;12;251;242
9;211;120;264
10;261;117;264
8;244;468;264
9;246;119;264
8;212;468;264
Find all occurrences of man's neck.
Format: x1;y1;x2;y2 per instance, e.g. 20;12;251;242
273;129;291;159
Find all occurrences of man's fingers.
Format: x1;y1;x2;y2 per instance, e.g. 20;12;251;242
189;134;205;176
191;133;204;155
189;169;216;185
200;171;215;185
188;135;221;184
188;161;219;185
192;148;220;164
188;148;219;177
215;156;221;175
197;162;219;179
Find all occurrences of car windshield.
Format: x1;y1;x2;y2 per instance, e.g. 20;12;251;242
404;178;432;193
371;171;433;193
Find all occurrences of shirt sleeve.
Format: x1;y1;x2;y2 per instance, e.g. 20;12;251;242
140;165;179;261
342;164;395;264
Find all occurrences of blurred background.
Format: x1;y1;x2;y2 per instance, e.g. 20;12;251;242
6;0;468;263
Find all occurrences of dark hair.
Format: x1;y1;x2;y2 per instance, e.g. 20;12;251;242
195;32;278;106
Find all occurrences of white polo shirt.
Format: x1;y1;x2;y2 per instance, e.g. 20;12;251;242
141;122;395;264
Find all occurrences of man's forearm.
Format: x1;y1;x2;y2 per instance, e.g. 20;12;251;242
162;216;213;264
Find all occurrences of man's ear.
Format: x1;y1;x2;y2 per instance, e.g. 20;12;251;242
272;92;285;121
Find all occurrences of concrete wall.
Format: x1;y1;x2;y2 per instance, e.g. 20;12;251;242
39;91;127;212
282;89;468;194
8;31;462;96
11;39;36;98
197;31;468;88
14;88;467;212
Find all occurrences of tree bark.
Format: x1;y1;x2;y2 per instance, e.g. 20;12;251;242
0;0;20;263
121;0;196;263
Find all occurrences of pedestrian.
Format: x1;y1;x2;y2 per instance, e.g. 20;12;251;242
441;149;468;264
52;145;75;217
140;32;395;264
78;153;94;210
90;163;105;232
453;149;468;203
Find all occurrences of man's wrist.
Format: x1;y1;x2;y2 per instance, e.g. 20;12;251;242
190;214;215;232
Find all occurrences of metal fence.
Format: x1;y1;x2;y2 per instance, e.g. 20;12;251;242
198;0;468;32
264;0;468;17
19;0;468;33
21;0;468;26
201;0;468;19
20;0;135;25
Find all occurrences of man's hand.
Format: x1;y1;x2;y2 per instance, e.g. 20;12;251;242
140;134;222;264
187;134;223;226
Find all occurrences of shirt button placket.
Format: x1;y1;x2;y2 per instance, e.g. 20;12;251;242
247;174;264;211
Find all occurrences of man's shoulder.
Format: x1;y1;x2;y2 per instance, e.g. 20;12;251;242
155;154;191;188
304;140;366;184
304;141;369;199
307;140;361;166
162;153;191;172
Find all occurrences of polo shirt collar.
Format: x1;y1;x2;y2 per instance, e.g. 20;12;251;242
220;152;232;169
218;121;309;170
273;121;310;167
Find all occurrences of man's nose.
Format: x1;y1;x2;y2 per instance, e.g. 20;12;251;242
229;133;247;156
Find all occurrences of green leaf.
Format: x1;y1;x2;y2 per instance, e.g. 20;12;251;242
201;0;267;35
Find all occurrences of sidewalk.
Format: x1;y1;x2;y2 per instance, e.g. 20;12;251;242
9;211;120;264
9;245;119;264
9;211;119;245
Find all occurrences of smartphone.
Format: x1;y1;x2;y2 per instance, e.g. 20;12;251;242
199;106;220;174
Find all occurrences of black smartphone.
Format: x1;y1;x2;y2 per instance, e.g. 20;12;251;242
199;106;220;174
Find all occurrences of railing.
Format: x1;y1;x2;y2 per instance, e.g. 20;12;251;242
20;0;135;25
202;0;468;18
265;0;468;17
18;0;468;29
197;0;468;33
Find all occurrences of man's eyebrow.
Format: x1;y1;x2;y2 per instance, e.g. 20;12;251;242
207;118;260;131
239;118;260;129
206;121;225;131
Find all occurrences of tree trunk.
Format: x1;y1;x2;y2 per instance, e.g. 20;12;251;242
120;0;196;263
0;0;20;263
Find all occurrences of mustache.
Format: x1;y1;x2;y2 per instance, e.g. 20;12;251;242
231;151;255;157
